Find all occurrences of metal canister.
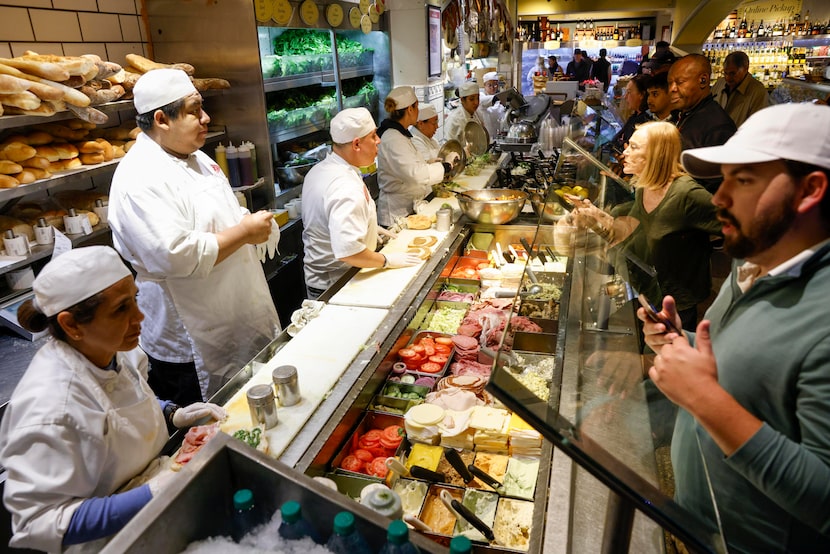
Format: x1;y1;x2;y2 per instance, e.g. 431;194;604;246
436;208;452;232
272;365;301;407
246;384;278;429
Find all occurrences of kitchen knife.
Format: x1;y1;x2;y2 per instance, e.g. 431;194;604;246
409;465;446;483
443;447;474;484
468;464;505;493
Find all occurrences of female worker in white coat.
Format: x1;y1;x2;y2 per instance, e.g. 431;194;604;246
409;103;442;162
444;81;484;146
376;86;448;227
0;246;225;552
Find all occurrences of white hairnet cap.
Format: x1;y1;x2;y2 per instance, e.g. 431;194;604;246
386;86;418;110
483;72;500;83
330;107;376;143
133;68;198;114
417;103;437;121
457;81;479;98
33;246;132;317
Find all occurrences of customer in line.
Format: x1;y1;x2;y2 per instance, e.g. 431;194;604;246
641;103;830;553
376;86;447;227
0;247;225;552
108;69;280;403
711;50;770;128
611;74;652;159
566;48;593;85
592;48;612;92
303;108;421;298
646;71;676;122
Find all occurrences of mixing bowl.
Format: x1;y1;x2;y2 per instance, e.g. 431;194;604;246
528;188;568;223
275;160;319;188
456;188;528;224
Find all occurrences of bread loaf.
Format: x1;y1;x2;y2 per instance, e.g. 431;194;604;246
25;167;51;180
34;146;59;162
53;190;109;212
54;143;79;160
0;215;33;239
1;102;57;117
35;123;88;141
77;140;104;154
0;160;23;174
0;57;69;82
0;74;32;94
13;170;36;184
21;52;96;78
49;158;82;171
21;156;51;169
79;152;105;165
0;142;37;162
112;144;126;158
191;78;231;91
95;138;114;161
0;175;20;188
125;54;166;73
0;91;41;110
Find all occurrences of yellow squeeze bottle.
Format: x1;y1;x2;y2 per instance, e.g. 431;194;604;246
215;143;229;177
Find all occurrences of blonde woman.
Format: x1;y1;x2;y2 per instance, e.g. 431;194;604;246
559;121;721;330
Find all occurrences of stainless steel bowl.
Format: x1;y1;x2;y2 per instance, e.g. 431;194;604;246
506;121;537;143
457;188;528;224
275;160;319;188
528;188;567;223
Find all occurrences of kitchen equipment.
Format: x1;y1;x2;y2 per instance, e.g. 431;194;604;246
456;189;528;225
464;121;489;156
272;365;301;407
437;140;467;181
528;188;569;223
439;490;497;543
247;384;279;429
443;448;474;484
468;464;505;493
275;159;319;188
410;465;446;483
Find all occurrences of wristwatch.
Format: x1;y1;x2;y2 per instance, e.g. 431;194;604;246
163;403;180;426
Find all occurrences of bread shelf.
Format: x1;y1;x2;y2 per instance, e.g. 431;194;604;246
0;223;111;278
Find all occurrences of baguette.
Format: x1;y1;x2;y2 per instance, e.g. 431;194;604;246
0;90;41;110
2;102;57;117
0;160;23;174
171;62;195;76
0;142;37;163
125;54;167;74
60;75;87;88
21;52;96;77
191;78;230;91
66;104;108;125
0;57;69;82
0;175;20;189
0;74;32;94
21;156;51;169
0;63;88;106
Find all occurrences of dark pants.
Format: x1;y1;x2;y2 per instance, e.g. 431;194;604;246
146;354;203;405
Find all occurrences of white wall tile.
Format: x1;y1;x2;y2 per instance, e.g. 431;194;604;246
0;7;34;42
10;42;64;56
53;0;98;11
100;0;138;14
63;42;107;58
30;9;82;42
119;14;141;42
79;12;122;42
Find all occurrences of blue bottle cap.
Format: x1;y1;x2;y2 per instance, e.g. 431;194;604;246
233;489;254;511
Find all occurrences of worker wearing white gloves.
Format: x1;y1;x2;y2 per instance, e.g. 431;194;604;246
445;81;485;146
410;103;442;162
0;247;226;552
303;108;422;299
477;71;507;139
376;86;447;227
108;69;281;404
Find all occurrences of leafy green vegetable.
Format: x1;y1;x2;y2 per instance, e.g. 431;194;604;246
233;427;262;449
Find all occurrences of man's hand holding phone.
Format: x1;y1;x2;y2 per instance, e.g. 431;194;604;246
637;294;682;353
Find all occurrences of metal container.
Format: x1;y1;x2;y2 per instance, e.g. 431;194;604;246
457;189;528;225
246;384;279;429
275;160;319;188
528;188;568;223
272;365;301;407
101;433;442;553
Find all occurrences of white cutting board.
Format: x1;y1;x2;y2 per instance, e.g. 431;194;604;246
220;303;387;458
328;228;448;309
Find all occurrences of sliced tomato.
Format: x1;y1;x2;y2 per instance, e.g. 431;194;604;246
368;457;389;478
410;344;426;355
398;348;417;359
353;449;374;462
434;344;452;355
341;455;363;473
429;354;449;365
404;358;423;370
379;437;400;450
420;362;443;374
367;445;389;458
435;337;453;346
363;429;382;442
383;425;404;443
477;262;491;270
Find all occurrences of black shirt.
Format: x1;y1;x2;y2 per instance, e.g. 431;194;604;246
675;94;736;192
566;58;593;83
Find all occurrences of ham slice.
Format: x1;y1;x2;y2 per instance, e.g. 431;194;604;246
173;423;220;466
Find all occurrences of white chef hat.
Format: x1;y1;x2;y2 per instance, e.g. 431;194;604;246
457;81;479;98
417;103;437;121
133;68;198;114
386;86;418;110
33;246;132;317
483;72;500;83
330;107;376;143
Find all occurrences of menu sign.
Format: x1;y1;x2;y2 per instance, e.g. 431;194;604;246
736;0;802;23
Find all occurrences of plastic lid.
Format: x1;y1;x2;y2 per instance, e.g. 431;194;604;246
386;519;410;545
332;511;356;536
449;535;472;554
233;489;254;511
280;500;301;523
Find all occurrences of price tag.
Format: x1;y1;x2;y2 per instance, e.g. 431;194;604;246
52;229;72;259
360;13;372;33
253;0;273;22
326;3;343;27
81;216;93;236
299;0;319;26
368;4;379;24
359;0;370;15
349;6;362;28
271;0;291;25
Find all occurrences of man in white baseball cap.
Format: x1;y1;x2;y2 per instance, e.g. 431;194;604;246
640;102;830;553
410;103;441;162
302;108;420;298
445;80;484;145
108;68;281;404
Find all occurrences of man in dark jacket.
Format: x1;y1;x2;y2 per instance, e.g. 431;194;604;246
566;48;593;85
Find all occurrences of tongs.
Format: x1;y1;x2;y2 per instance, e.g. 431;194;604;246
439;490;498;544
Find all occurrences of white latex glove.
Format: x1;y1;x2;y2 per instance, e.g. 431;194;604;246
255;242;266;263
266;220;280;260
377;227;397;239
147;469;178;497
385;252;423;268
172;402;227;428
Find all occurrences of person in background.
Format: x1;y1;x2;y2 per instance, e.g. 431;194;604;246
376;86;447;227
108;69;281;404
476;71;507;139
640;40;676;74
410;103;442;162
0;247;226;552
592;48;612;92
302;108;421;298
612;74;652;158
646;71;675;122
566;48;593;84
547;55;562;78
711;50;770;128
668;54;736;192
444;81;484;146
526;55;547;90
641;103;830;553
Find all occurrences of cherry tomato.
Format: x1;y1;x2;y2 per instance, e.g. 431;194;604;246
429;354;449;365
368;457;389;478
420;362;443;374
354;449;374;462
341;455;363;473
435;337;454;346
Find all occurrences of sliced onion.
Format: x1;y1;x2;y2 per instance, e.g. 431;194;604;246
392;362;407;374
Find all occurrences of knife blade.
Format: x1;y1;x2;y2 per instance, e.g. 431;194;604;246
443;448;474;484
468;464;504;492
409;465;446;483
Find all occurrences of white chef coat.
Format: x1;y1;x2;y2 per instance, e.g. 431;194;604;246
376;122;444;227
302;152;378;291
444;105;484;147
476;93;506;140
409;125;441;162
0;340;168;553
108;133;280;395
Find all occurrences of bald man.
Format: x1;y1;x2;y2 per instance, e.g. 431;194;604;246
668;54;736;191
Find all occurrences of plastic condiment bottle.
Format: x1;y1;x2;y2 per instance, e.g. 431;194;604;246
325;511;372;554
378;519;420;554
243;140;258;180
362;486;403;520
449;535;473;554
278;500;322;543
225;144;241;187
214;143;229;177
231;489;264;542
238;143;254;186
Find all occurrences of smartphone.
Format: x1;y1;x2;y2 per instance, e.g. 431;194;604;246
638;294;681;335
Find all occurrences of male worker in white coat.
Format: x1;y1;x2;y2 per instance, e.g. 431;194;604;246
445;81;484;145
108;69;281;404
302;108;421;298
